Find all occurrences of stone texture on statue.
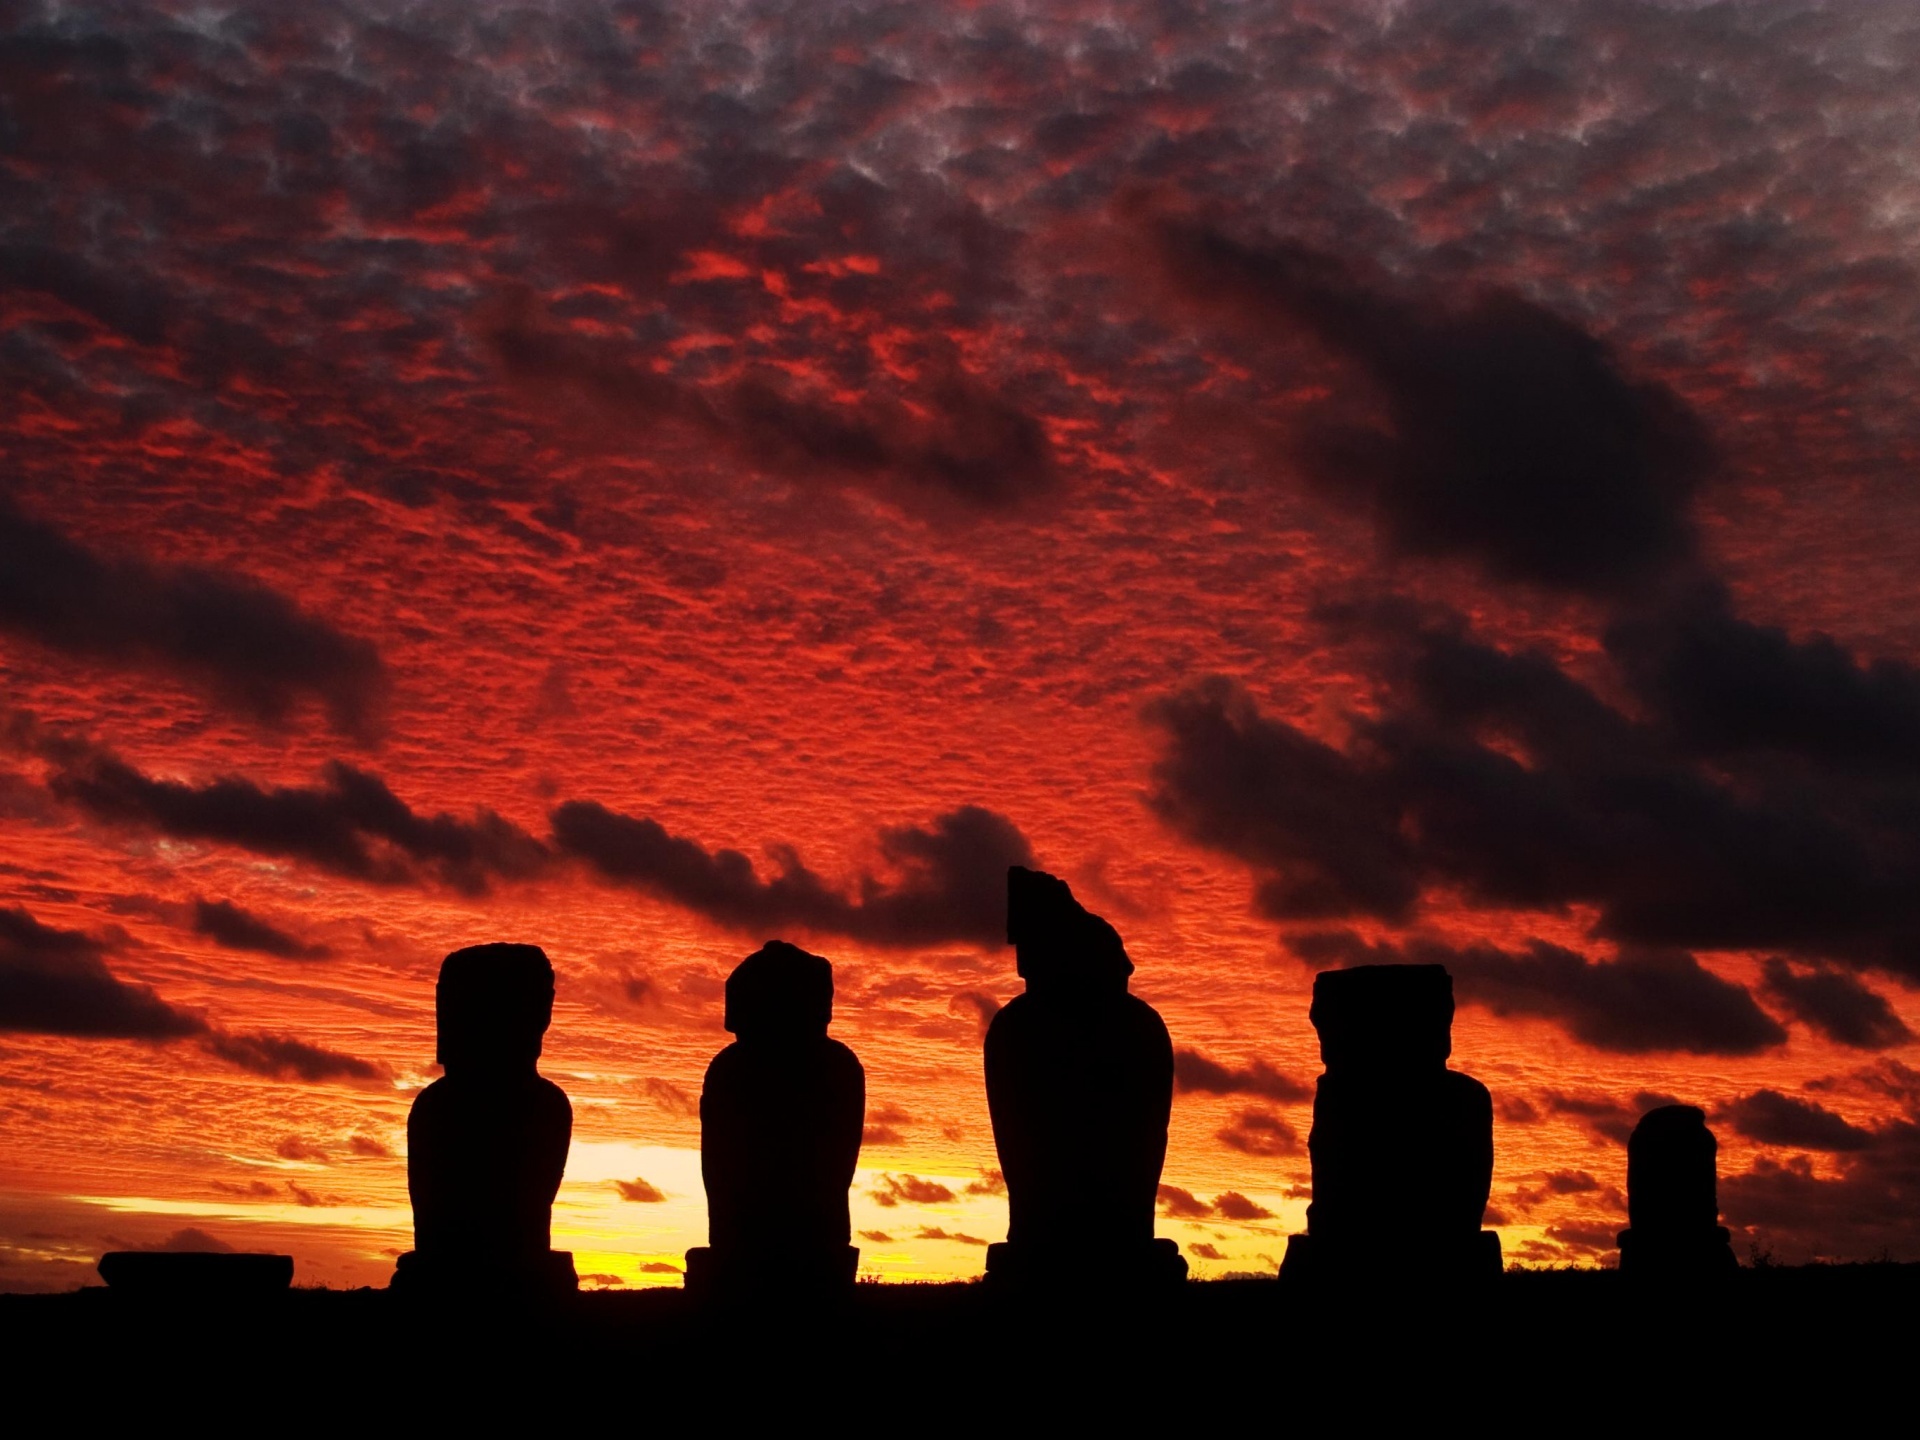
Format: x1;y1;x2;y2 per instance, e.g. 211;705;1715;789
1616;1105;1738;1277
686;940;865;1299
1281;964;1501;1283
393;943;576;1297
984;866;1185;1288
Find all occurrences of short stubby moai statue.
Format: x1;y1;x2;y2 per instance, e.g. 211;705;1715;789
686;941;865;1298
984;866;1185;1288
1616;1105;1738;1277
1281;964;1501;1285
393;943;576;1297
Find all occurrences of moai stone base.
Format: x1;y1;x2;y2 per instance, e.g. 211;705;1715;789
1616;1105;1739;1278
682;1243;860;1300
97;1251;294;1296
1285;964;1501;1287
1278;1229;1501;1284
983;1237;1188;1292
390;1247;579;1299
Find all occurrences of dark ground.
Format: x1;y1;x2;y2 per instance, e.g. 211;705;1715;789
5;1266;1912;1419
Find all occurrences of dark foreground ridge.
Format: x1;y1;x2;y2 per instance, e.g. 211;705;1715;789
6;1267;1914;1417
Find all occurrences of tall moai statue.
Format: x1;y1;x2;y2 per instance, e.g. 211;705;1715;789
394;943;576;1296
1616;1105;1738;1277
1280;964;1501;1283
686;941;865;1298
984;866;1185;1287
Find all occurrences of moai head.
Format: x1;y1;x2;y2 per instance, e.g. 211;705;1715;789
1627;1104;1720;1233
724;940;834;1042
1308;964;1454;1073
436;943;555;1075
1006;866;1132;998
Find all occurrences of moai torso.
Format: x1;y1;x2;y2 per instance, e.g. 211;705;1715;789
1618;1104;1737;1275
700;941;865;1256
1303;964;1494;1253
406;943;573;1271
985;867;1175;1256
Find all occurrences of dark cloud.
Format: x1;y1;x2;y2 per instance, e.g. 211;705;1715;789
1298;929;1784;1057
864;1102;911;1146
641;1078;698;1117
858;1230;893;1243
347;1134;392;1158
1156;1184;1272;1220
44;743;547;897
191;898;331;962
915;1226;988;1246
1543;1220;1620;1254
1149;220;1710;597
485;296;1054;511
1720;1090;1874;1153
201;1031;388;1086
0;496;388;739
1153;600;1920;986
1173;1047;1310;1102
0;904;203;1040
1722;1117;1920;1263
1187;1242;1226;1261
1538;1089;1685;1147
868;1174;955;1207
1761;959;1912;1051
1155;1184;1212;1219
552;800;1032;947
1212;1191;1274;1222
275;1136;327;1162
1216;1109;1300;1157
637;1262;682;1275
1607;582;1920;774
614;1177;667;1203
1147;679;1417;923
963;1167;1006;1197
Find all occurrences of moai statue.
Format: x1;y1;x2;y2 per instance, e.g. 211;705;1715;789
686;941;865;1298
1280;964;1501;1284
1616;1105;1738;1277
394;943;576;1297
984;866;1185;1288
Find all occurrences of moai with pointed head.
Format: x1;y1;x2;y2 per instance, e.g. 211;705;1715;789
1616;1105;1738;1277
984;866;1185;1288
686;940;866;1298
395;943;576;1296
1281;964;1501;1284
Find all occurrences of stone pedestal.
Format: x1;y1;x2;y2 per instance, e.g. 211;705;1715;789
389;1247;578;1298
96;1251;294;1295
1279;1229;1501;1284
682;1244;859;1300
983;1237;1187;1292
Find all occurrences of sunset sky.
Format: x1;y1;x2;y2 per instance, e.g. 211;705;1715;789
5;0;1920;1292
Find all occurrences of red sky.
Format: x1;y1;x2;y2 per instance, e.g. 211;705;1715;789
5;0;1920;1291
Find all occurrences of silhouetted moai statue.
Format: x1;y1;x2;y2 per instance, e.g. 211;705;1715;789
392;943;576;1297
685;940;865;1298
1616;1105;1738;1277
984;866;1185;1288
1280;964;1501;1284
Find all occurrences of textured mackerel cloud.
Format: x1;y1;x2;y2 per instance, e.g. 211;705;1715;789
4;0;1920;1290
